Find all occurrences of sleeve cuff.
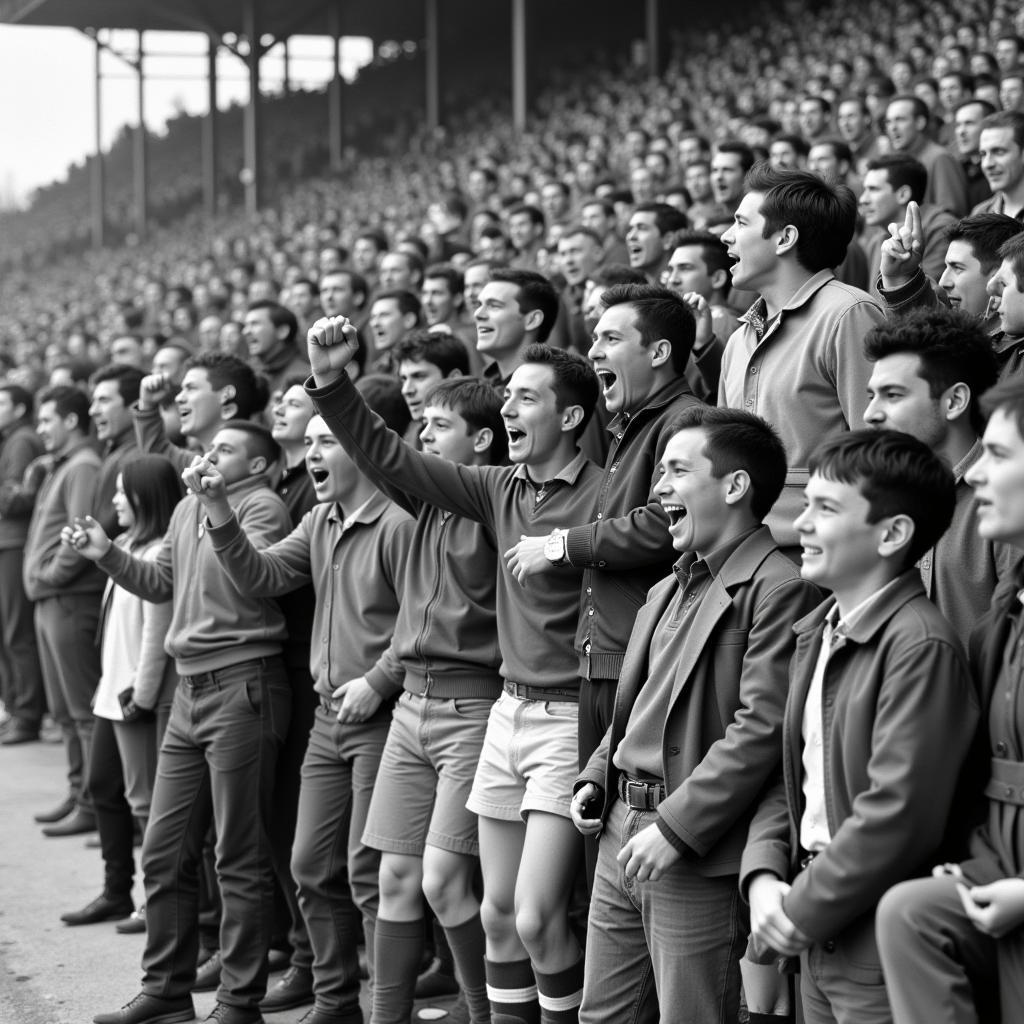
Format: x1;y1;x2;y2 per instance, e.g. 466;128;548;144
656;817;698;858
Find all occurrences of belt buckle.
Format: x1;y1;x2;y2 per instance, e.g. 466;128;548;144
626;780;649;810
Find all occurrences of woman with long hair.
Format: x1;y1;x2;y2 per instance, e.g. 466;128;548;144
59;454;184;930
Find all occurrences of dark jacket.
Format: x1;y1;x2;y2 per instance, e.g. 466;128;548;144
0;419;44;549
578;526;820;876
565;376;703;680
741;571;977;969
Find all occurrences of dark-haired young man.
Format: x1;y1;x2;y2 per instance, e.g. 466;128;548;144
743;430;978;1024
0;383;46;746
75;420;294;1024
508;204;547;273
973;110;1024;220
395;330;470;424
134;352;269;473
242;301;310;403
719;164;884;551
23;386;104;831
473;269;560;390
89;364;145;536
368;290;423;375
862;306;1012;644
710;141;756;222
306;319;604;1024
625;203;690;283
572;407;821;1024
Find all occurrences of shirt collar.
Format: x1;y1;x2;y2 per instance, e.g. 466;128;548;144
822;574;908;644
327;489;389;530
738;270;835;337
673;525;760;584
511;449;590;488
951;438;982;485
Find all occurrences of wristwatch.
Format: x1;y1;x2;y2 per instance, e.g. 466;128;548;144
544;528;569;566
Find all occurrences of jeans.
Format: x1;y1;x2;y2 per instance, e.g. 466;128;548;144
291;707;389;1012
0;547;44;730
141;656;290;1009
579;797;746;1024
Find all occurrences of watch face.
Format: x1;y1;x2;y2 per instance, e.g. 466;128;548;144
544;533;563;561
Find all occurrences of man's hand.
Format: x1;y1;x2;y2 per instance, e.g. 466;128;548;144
957;878;1024;938
879;200;924;289
61;515;112;561
307;316;361;387
682;292;715;352
748;872;812;957
617;822;681;882
331;676;382;723
570;783;604;836
181;456;233;527
139;372;172;412
504;534;554;585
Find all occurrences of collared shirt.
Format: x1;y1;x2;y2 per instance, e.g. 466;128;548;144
800;578;904;852
613;528;756;779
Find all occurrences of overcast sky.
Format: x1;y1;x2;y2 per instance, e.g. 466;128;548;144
0;24;372;208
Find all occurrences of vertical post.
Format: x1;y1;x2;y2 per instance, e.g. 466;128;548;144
425;0;439;131
511;0;526;132
203;34;219;218
327;2;343;171
91;34;105;248
645;0;660;79
242;0;262;213
282;37;290;95
133;29;148;239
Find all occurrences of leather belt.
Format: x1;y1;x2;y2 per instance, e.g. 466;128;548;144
617;772;665;810
503;680;579;703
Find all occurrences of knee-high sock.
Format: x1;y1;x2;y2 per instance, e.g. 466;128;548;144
444;914;489;1023
535;956;584;1024
370;917;423;1024
486;957;539;1024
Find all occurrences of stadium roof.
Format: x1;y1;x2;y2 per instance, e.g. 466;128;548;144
0;0;431;41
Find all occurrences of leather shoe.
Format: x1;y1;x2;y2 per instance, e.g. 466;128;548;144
192;949;222;992
61;891;134;926
414;956;460;998
259;966;314;1011
297;1009;363;1024
93;992;195;1024
42;807;97;837
117;906;147;934
33;795;75;824
1;724;39;745
203;1003;263;1024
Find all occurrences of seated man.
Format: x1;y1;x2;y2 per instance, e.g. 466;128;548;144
742;430;979;1024
572;406;820;1023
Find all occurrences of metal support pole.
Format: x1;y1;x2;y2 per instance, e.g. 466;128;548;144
91;35;105;248
645;0;660;79
242;0;262;213
203;35;219;217
327;2;343;171
133;29;148;239
425;0;439;131
511;0;526;132
282;37;290;95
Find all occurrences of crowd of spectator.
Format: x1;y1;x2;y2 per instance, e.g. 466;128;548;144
8;0;1024;1022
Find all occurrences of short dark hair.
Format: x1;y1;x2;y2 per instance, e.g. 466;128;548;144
954;97;996;118
508;203;546;229
373;289;423;324
36;385;90;431
887;94;930;122
588;264;647;289
980;378;1024;439
863;307;998;434
519;343;599;437
217;419;281;468
663;406;787;520
322;268;369;302
89;364;146;406
631;202;689;237
599;283;696;375
184;353;269;420
0;383;34;419
667;230;732;291
356;229;389;252
744;163;858;273
998;232;1024;291
771;133;810;158
865;154;928;205
423;263;465;295
946;213;1023;274
394;330;471;377
714;140;757;173
422;377;508;465
808;429;956;567
119;454;184;545
800;94;832;115
489;269;560;344
292;277;319;297
980;109;1024;148
356;374;412;437
246;300;298;347
809;136;853;166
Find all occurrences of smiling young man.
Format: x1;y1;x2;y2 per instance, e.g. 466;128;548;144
877;379;1024;1024
305;317;603;1024
89;364;145;536
395;330;470;426
183;398;415;1024
571;406;820;1024
862;307;1012;644
718;164;884;551
973;110;1024;220
76;421;294;1024
742;430;977;1024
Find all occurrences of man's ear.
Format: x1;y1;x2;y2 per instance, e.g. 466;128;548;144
523;308;544;334
942;382;970;423
723;468;752;507
472;427;493;454
878;513;915;560
649;338;672;369
560;404;584;433
776;225;799;256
